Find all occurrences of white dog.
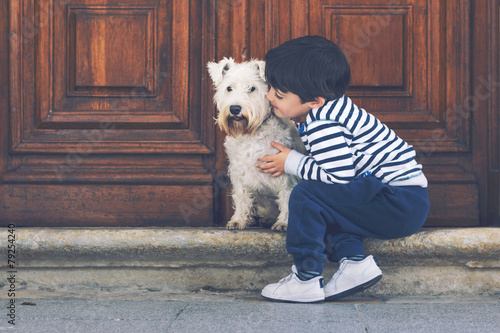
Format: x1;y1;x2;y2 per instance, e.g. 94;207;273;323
207;57;306;231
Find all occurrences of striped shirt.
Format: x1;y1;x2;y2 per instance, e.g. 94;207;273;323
284;95;427;187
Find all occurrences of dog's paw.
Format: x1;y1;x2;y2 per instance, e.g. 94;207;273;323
226;220;248;230
271;221;287;232
258;217;276;228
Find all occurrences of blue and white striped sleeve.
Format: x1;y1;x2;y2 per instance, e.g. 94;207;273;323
284;121;356;184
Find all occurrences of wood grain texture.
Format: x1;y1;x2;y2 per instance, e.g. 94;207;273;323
0;185;213;227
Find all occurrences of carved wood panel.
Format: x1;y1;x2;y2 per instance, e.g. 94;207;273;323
10;0;211;154
309;0;471;153
1;0;216;226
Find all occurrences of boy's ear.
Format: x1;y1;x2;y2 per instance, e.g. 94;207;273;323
308;97;326;108
207;57;234;86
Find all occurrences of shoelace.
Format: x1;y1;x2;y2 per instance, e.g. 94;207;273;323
278;273;295;284
331;259;348;281
278;265;299;284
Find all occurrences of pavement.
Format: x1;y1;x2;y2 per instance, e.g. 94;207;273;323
0;290;499;333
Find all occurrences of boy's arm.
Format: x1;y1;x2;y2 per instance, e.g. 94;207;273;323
285;121;356;184
258;121;356;183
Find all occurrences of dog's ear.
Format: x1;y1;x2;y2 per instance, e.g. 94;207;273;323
207;57;234;86
254;60;266;82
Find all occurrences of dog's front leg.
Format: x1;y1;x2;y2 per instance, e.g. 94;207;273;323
227;184;255;230
271;182;293;232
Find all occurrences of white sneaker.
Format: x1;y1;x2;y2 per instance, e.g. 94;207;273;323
324;255;382;301
261;265;325;303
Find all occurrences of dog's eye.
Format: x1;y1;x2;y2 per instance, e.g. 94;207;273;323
249;87;256;93
226;86;233;92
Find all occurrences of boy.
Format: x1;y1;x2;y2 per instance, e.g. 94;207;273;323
257;36;430;303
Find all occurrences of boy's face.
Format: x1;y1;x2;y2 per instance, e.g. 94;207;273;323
266;86;323;119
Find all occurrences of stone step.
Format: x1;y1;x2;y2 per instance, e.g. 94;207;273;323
3;227;500;297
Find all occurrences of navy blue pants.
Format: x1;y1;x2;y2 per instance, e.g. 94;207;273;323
286;176;429;274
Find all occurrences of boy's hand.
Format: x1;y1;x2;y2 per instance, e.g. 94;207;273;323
257;142;291;177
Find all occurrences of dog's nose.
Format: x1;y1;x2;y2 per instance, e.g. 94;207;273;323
230;105;242;115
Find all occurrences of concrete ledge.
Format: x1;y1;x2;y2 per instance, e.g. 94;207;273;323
2;227;500;297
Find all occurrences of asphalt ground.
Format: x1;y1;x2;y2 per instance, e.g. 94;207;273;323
0;290;499;332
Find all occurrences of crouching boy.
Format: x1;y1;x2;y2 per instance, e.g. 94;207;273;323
257;36;430;302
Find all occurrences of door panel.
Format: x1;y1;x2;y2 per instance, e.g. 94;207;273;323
0;184;213;226
10;0;209;153
1;0;215;226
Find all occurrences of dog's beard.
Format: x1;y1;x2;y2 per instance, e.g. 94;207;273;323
226;116;250;137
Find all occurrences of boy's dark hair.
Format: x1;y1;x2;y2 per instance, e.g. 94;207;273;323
265;35;350;103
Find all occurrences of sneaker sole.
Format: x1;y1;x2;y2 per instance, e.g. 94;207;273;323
261;294;325;304
324;274;382;301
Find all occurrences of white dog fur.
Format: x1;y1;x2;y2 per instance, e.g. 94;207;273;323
207;57;306;231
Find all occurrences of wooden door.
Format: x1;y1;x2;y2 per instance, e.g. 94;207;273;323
0;0;216;226
1;0;498;228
